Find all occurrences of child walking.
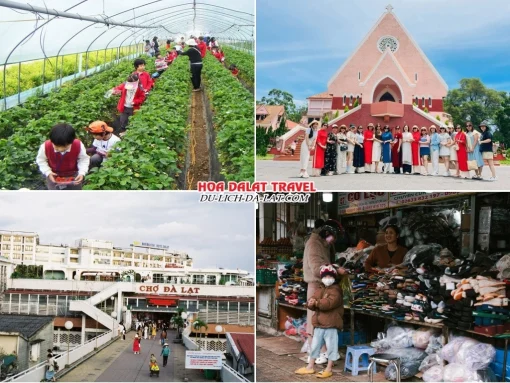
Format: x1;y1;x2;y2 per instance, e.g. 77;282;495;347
36;123;89;190
112;73;145;135
295;264;343;379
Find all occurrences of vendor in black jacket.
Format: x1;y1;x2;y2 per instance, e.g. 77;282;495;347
177;39;203;91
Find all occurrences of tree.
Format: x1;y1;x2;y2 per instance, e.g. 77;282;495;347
259;89;306;123
444;78;505;128
192;319;208;343
172;307;186;340
494;92;510;147
353;99;359;108
423;107;429;113
256;127;270;156
344;106;349;113
436;115;441;121
334;110;340;118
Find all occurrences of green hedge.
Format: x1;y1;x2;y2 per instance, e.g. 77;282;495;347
202;53;254;182
221;46;254;89
84;57;191;190
0;57;150;189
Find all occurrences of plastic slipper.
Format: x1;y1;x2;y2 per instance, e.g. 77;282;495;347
316;370;333;378
295;367;315;375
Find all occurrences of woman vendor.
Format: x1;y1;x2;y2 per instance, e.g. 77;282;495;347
364;225;407;272
303;219;346;364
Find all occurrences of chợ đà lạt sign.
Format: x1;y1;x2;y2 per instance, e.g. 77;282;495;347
137;284;200;295
185;351;223;370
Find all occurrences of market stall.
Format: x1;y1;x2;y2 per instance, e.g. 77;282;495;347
256;192;510;382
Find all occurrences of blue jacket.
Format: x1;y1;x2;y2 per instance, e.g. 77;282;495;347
430;133;440;151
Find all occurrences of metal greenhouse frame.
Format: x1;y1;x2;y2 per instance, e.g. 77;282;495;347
0;0;254;110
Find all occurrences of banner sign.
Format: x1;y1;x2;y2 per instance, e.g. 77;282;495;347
133;241;169;250
389;192;463;207
338;192;388;214
185;351;223;370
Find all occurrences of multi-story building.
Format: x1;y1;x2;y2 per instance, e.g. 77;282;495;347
0;230;254;349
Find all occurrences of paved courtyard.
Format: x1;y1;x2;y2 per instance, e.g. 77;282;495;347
256;333;390;382
256;160;510;191
60;331;207;382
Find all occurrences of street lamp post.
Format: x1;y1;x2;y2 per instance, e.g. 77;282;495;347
64;321;73;367
215;325;223;340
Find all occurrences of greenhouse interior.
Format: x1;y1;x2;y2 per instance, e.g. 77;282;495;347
256;192;510;382
0;0;254;190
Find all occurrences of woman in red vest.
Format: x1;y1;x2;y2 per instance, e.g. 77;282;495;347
391;126;402;173
133;334;141;354
312;123;328;176
363;123;374;172
455;125;469;178
411;125;421;174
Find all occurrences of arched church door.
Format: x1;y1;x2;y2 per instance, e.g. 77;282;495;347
379;92;395;102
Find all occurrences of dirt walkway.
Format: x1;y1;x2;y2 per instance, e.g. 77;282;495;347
186;90;210;189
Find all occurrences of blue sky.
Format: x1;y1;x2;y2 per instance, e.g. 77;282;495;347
256;0;510;108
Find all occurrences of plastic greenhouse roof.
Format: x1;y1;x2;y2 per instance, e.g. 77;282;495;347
0;0;254;64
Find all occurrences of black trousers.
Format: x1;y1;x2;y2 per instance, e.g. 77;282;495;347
163;355;168;366
89;153;104;171
403;164;412;173
190;64;203;90
119;107;134;131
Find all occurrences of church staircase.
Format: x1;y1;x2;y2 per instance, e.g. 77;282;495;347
273;129;307;161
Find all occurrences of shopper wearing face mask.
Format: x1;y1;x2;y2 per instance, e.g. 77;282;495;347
295;264;343;378
302;219;345;366
364;225;407;272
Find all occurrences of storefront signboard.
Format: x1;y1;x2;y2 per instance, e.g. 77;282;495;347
389;192;463;207
137;284;201;295
185;351;223;370
338;192;388;214
133;241;170;250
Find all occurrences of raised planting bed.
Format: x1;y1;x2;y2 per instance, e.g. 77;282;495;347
202;53;254;182
84;57;191;190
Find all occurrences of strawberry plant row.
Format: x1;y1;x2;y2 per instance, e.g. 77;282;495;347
84;57;191;190
0;58;136;139
221;46;254;88
202;54;254;182
0;58;155;189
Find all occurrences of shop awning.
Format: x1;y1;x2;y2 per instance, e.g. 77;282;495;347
148;298;179;306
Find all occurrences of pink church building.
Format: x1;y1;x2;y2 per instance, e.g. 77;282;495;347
306;4;452;128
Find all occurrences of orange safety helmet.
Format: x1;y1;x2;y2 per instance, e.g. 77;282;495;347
86;121;113;134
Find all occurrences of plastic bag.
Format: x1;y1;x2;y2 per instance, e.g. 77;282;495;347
419;353;441;372
412;327;438;349
300;340;310;354
475;368;498;382
380;347;427;363
495;254;510;279
463;342;496;370
425;334;444;355
443;363;479;382
370;332;391;351
423;365;443;382
400;244;442;267
386;326;415;349
385;359;421;381
440;336;477;363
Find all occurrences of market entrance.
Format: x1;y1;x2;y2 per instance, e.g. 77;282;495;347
256;192;510;382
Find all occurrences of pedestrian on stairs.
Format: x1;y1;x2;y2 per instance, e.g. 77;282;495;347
290;140;297;156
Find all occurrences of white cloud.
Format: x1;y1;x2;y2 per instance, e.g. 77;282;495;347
0;193;255;272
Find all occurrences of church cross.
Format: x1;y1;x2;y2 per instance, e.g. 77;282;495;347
386;4;394;12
